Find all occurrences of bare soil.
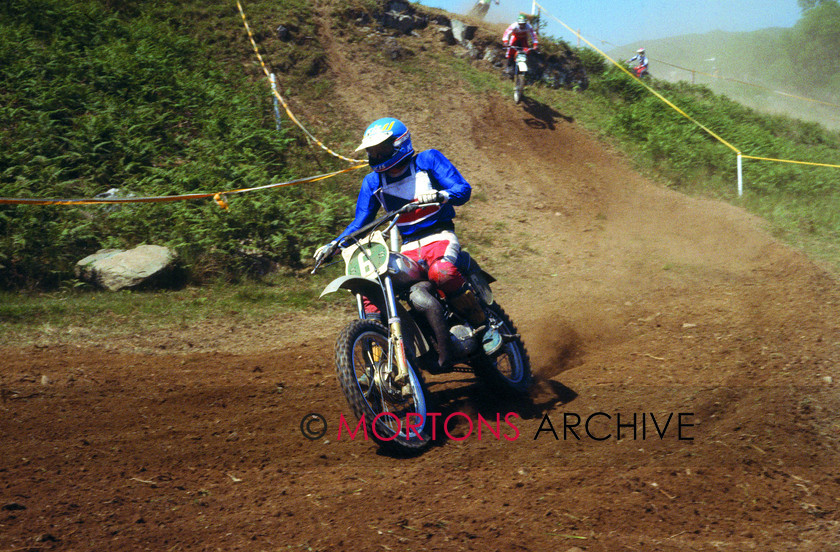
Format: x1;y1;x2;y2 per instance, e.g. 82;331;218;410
2;6;840;551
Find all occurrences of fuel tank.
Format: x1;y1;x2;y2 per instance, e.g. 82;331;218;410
387;253;427;288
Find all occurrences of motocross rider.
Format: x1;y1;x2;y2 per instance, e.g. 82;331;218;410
502;14;539;75
314;117;503;367
627;47;649;76
471;0;498;19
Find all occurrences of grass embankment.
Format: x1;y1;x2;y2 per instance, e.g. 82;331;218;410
0;263;351;346
0;0;358;290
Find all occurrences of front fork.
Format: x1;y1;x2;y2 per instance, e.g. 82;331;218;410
356;274;411;391
383;275;411;387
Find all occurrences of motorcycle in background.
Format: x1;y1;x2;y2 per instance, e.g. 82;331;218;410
509;46;531;104
632;64;650;79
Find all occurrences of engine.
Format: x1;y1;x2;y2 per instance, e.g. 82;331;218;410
449;324;478;358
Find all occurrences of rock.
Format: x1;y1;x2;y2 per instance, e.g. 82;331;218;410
94;187;121;199
483;48;500;63
380;0;427;34
275;25;291;41
383;37;414;60
383;11;426;34
430;14;450;26
386;0;411;13
94;187;135;212
75;245;182;291
450;20;476;44
438;26;456;46
459;41;480;60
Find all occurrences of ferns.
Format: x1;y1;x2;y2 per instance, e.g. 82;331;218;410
1;0;354;289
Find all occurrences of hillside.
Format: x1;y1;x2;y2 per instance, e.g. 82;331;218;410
2;1;840;551
612;27;840;128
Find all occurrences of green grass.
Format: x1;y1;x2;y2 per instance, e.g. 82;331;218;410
0;0;356;289
0;266;349;342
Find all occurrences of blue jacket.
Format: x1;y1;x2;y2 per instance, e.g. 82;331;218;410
337;149;471;242
629;53;648;68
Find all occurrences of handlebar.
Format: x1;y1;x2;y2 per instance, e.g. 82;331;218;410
311;201;441;273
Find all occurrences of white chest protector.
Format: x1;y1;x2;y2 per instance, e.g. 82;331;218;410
375;162;435;204
373;162;442;231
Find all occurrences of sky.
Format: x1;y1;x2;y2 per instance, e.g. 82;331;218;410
415;0;803;48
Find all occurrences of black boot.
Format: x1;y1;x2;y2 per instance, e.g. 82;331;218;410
448;288;502;355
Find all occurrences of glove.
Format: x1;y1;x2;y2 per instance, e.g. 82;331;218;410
417;190;449;204
313;240;338;264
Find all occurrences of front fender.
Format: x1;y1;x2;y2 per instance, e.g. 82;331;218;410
320;275;385;304
322;275;432;361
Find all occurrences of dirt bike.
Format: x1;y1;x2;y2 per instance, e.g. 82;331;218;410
508;46;531;104
467;1;490;19
632;64;650;79
313;201;532;454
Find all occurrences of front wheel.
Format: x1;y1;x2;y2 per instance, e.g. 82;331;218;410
475;303;532;395
514;72;524;104
335;319;434;454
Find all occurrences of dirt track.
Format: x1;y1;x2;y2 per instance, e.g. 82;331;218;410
2;5;840;551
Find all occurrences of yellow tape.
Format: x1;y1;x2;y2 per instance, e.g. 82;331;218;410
236;0;364;165
533;1;840;171
0;164;368;207
534;1;740;153
740;155;840;169
0;2;372;210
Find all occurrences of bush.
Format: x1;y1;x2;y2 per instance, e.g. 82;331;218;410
0;0;354;289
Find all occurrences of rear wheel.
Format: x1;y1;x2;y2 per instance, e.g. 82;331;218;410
335;319;434;454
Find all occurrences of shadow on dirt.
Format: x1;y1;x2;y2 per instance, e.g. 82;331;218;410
370;316;586;457
380;375;579;455
520;97;573;130
432;374;577;418
368;373;578;458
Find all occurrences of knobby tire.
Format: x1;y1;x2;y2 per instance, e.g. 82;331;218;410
334;318;435;454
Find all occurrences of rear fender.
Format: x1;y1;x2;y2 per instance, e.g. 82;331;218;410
457;251;495;305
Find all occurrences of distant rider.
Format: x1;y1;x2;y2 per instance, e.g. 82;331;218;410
471;0;499;19
313;117;503;367
502;14;539;75
627;47;649;77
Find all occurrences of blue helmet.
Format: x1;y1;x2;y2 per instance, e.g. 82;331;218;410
355;117;414;173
